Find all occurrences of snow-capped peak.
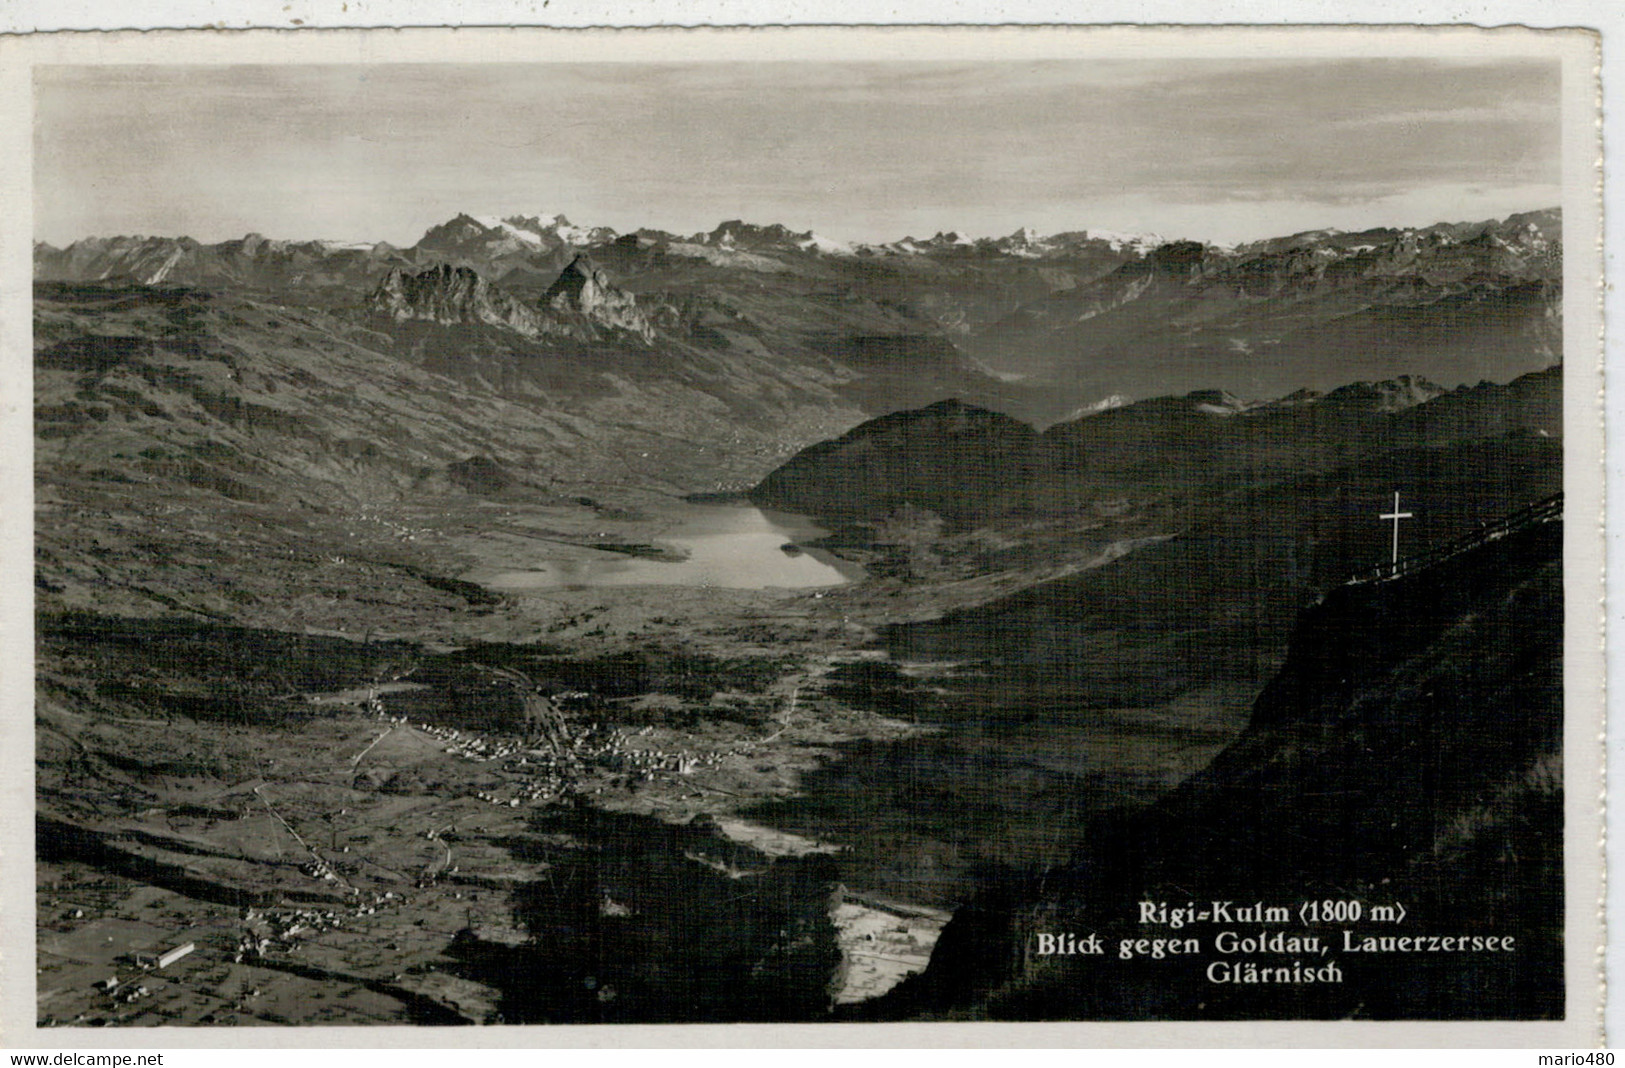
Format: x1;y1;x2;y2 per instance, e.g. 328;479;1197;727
417;211;617;254
451;212;618;249
1085;229;1167;254
797;232;855;255
1055;393;1132;424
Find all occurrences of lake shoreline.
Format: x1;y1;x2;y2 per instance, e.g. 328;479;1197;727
472;499;865;591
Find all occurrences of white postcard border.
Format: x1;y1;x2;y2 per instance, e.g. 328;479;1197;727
0;23;1605;1048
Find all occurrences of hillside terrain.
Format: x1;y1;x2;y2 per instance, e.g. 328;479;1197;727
738;367;1560;912
870;503;1563;1020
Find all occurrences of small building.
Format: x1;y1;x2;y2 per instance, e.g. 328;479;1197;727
156;942;195;969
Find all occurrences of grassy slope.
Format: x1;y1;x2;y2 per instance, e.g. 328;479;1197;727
872;514;1563;1021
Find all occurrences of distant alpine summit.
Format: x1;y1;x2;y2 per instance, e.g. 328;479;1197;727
416;212;617;261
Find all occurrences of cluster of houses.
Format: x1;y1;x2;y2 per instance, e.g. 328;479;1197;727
232;898;401;964
369;691;744;808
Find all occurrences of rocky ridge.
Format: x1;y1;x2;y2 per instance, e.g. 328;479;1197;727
369;257;657;343
541;255;656;342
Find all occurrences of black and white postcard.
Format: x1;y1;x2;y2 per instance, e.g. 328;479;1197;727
0;24;1605;1047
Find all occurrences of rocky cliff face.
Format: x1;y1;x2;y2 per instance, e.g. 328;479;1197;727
369;263;557;338
542;255;656;342
369;258;658;344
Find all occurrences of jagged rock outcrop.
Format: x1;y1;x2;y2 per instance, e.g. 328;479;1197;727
369;263;553;337
367;259;659;344
541;255;656;342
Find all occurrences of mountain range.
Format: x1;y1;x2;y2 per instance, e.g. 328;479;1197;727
36;208;1560;424
752;366;1560;525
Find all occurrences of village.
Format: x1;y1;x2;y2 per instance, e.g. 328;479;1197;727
37;643;945;1026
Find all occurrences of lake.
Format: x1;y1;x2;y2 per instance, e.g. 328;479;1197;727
483;501;862;590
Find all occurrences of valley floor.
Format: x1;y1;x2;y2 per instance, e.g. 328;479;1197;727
35;473;1256;1026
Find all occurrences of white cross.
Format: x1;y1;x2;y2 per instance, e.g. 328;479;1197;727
1379;491;1414;565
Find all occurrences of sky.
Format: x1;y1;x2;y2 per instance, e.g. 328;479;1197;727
33;58;1562;247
